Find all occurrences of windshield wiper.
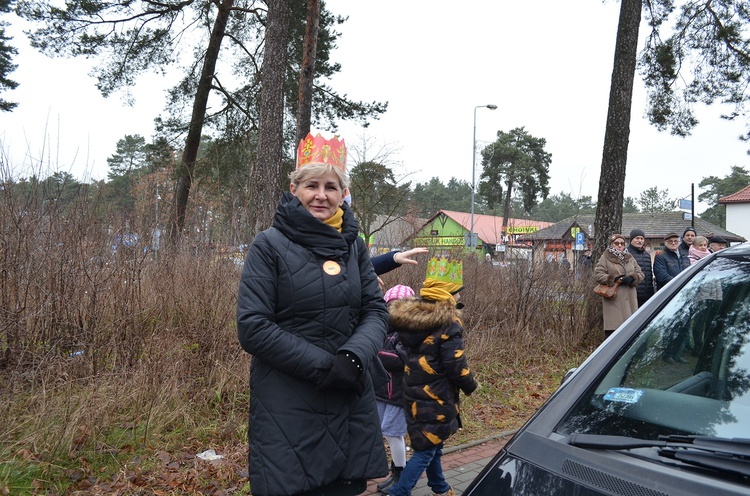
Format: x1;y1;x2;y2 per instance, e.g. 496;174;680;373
658;435;750;478
659;435;750;457
568;433;750;478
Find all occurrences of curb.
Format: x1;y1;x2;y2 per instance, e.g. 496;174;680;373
441;429;518;455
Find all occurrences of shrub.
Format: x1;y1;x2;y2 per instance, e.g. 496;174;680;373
0;181;601;492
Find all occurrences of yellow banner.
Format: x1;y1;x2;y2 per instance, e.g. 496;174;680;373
413;236;466;246
506;226;539;234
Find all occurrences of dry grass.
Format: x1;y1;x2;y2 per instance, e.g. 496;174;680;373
0;186;603;494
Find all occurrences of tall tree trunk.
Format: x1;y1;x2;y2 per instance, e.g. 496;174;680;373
292;0;320;181
501;181;513;237
500;180;513;260
250;0;291;236
593;0;641;264
169;0;234;245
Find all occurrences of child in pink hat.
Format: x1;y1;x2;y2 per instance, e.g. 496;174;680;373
383;284;416;304
375;284;415;493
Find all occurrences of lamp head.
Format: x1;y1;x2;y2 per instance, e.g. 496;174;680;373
487;104;498;110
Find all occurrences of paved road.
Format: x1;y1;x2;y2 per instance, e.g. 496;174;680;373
364;432;514;496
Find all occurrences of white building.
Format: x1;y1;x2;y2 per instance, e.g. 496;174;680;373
720;185;750;242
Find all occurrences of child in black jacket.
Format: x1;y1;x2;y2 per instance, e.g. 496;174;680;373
382;260;478;496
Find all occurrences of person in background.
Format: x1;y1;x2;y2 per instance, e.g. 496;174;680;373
708;235;729;252
594;233;644;340
237;133;389;496
687;235;715;357
628;228;655;307
654;233;692;363
559;254;572;283
654;232;691;291
678;227;697;259
580;249;592;269
688;235;710;264
382;258;478;496
375;285;415;494
575;248;592;280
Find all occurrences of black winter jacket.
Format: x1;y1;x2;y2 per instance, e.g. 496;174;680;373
389;298;477;451
679;240;691;259
237;192;389;496
628;243;655;306
653;247;691;291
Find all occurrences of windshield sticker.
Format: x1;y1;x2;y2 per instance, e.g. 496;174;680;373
604;388;643;404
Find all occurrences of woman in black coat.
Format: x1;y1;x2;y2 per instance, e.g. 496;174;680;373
237;133;389;496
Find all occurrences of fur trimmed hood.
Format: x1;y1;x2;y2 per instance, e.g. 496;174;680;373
388;298;461;332
388;296;476;451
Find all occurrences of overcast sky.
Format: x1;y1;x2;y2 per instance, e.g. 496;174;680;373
1;1;749;214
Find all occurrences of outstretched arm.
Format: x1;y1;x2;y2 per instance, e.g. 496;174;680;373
371;247;429;275
393;247;429;266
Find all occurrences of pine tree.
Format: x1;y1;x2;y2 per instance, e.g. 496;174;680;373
0;0;18;111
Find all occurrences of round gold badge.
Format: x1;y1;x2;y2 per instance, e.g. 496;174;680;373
323;260;341;275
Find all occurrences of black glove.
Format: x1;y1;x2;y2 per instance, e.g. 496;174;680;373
614;274;624;282
621;276;635;286
318;352;363;395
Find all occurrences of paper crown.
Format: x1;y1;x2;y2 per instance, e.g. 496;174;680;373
421;257;463;303
296;133;347;171
424;257;463;291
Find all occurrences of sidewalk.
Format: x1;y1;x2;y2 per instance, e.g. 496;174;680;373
364;431;515;496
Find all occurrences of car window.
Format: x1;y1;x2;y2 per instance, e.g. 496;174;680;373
557;256;750;439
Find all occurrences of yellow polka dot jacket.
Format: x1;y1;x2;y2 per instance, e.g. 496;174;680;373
388;297;478;451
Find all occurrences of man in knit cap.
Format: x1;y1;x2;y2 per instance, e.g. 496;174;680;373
628;228;655;307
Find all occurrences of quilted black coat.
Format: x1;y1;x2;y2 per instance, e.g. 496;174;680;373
237;192;389;496
628;243;655;307
388;298;477;451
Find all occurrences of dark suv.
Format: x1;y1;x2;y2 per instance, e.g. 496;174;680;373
465;243;750;496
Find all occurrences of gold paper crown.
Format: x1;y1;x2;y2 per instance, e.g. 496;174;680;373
296;133;347;171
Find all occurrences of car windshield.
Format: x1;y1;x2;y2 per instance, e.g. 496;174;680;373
557;254;750;440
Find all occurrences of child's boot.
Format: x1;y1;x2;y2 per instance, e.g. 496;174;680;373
379;465;403;494
377;462;396;491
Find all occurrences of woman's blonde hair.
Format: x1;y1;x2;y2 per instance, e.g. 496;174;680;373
693;235;708;246
289;163;350;190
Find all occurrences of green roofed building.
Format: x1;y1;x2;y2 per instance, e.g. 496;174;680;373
401;210;553;258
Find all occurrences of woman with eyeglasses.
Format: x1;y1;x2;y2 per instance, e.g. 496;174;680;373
594;233;644;339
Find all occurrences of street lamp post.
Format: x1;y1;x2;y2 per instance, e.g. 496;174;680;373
469;104;498;249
